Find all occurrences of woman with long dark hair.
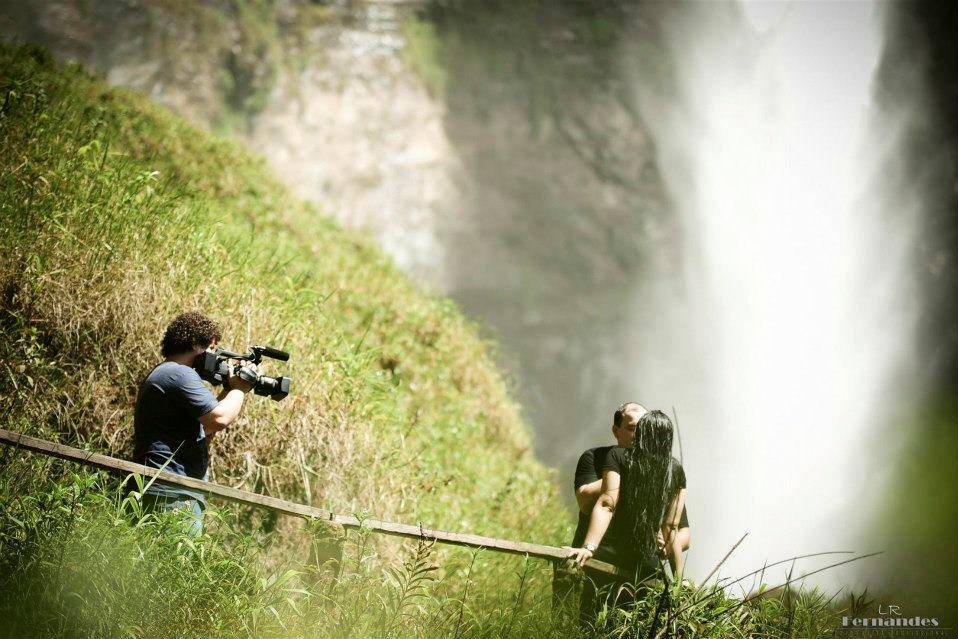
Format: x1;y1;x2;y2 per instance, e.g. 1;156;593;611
568;409;687;617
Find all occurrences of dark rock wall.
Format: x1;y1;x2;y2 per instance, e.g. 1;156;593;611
868;0;958;612
427;1;679;466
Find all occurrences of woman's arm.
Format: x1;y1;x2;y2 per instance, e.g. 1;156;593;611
660;488;687;577
568;469;620;567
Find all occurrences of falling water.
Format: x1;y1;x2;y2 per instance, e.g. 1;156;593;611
627;2;914;587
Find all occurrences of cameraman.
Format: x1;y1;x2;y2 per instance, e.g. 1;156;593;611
131;311;255;534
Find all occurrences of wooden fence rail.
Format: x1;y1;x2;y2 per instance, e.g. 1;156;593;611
0;428;619;576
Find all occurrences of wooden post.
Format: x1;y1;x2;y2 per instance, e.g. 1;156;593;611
306;518;345;581
0;428;621;576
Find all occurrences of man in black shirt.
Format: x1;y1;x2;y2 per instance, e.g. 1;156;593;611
131;312;255;534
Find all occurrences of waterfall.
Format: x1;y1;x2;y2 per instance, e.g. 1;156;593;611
626;1;915;588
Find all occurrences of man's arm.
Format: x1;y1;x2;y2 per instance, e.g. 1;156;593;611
575;478;603;514
573;448;601;514
200;366;254;435
568;469;620;567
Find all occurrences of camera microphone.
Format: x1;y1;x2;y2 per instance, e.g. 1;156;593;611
254;345;289;362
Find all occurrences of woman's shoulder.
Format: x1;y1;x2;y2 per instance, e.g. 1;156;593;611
603;445;629;472
670;456;687;488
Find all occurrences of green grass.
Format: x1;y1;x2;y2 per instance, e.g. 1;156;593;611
0;453;555;639
0;42;851;637
401;15;448;99
0;456;853;639
0;39;566;572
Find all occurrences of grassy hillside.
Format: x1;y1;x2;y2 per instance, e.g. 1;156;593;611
0;41;566;548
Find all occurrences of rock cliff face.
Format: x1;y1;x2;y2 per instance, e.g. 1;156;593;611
241;4;457;285
1;0;679;468
427;2;677;464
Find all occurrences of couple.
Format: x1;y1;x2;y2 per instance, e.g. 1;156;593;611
566;402;690;617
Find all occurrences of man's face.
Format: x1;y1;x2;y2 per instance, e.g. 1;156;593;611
612;407;646;447
188;342;216;359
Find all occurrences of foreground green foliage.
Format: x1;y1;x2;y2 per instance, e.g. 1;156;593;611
0;458;848;639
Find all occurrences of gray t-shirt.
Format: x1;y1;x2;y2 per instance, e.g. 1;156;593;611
133;361;218;503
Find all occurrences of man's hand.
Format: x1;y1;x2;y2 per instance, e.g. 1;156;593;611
567;546;594;568
656;531;667;557
201;363;256;435
227;362;256;394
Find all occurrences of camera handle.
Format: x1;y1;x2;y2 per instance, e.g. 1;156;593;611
217;346;289;366
235;365;259;385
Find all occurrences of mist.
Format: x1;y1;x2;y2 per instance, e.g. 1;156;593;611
621;1;918;589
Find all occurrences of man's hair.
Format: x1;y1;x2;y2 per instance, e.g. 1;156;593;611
161;312;222;357
613;401;647;428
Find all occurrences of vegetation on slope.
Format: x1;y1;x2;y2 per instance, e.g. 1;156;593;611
0;41;565;555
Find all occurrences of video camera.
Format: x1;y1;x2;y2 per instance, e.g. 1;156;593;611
193;345;292;401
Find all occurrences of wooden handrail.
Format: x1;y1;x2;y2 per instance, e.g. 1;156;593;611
0;428;620;576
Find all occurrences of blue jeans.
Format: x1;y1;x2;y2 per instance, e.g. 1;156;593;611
142;493;205;536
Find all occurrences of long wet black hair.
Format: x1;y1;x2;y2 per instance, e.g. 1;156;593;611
622;409;676;561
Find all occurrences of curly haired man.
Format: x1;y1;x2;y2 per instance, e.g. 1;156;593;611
131;311;255;534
